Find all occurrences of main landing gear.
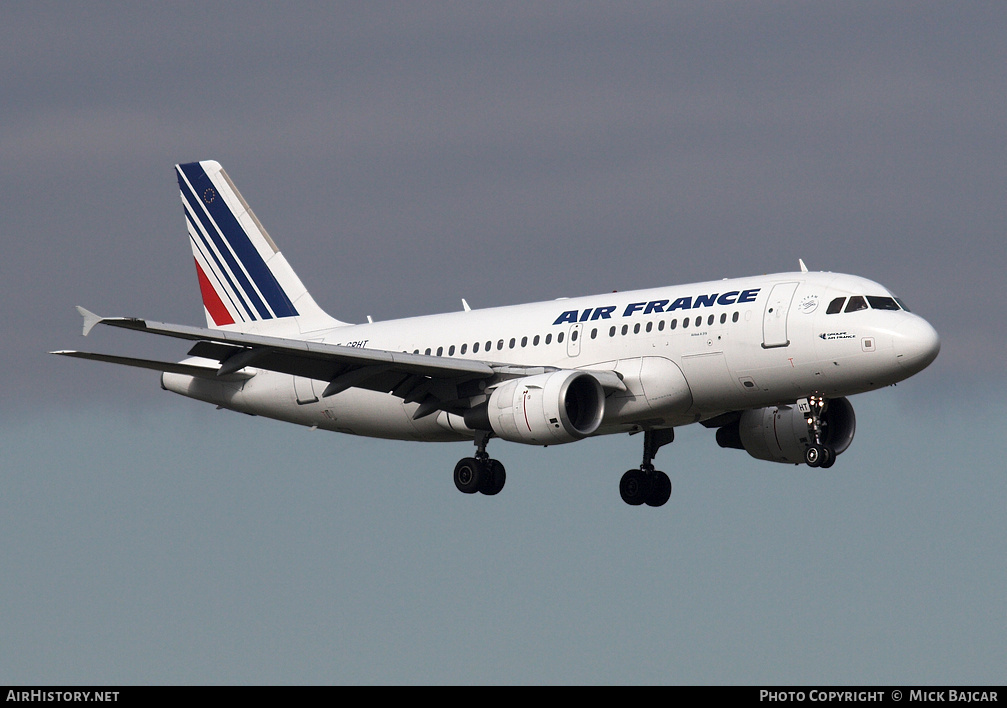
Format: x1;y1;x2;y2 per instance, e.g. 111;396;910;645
619;429;675;507
452;429;677;507
453;432;506;496
802;393;836;469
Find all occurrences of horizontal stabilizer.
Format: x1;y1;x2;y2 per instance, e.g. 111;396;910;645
50;350;253;381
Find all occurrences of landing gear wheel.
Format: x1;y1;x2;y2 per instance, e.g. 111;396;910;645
480;459;506;496
454;457;484;494
645;471;672;507
620;429;677;507
804;444;825;468
619;469;652;506
820;446;836;469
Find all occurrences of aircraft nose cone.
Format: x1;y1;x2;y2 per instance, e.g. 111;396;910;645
894;316;940;374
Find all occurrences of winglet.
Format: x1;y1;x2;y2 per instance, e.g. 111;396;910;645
76;306;103;336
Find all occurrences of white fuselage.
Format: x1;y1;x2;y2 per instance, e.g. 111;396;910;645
162;270;939;444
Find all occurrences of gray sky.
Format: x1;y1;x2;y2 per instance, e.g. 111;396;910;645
2;2;1004;684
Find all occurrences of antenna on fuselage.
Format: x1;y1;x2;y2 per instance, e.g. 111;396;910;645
799;259;809;273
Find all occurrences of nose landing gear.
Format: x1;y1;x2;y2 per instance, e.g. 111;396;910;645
802;394;836;468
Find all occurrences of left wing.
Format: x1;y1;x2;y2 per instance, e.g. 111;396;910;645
54;308;627;419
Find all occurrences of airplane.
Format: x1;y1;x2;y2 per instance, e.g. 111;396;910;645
53;160;941;507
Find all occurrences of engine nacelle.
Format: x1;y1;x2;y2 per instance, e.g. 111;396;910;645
468;370;606;445
716;397;856;464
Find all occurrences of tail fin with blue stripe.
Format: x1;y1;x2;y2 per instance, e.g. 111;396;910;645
176;160;346;332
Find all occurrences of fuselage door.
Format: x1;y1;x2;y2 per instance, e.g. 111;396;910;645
567;323;583;357
762;281;800;348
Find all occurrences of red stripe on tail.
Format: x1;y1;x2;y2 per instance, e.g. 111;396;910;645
194;258;235;326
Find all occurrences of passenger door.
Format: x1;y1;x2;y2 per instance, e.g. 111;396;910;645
762;282;800;348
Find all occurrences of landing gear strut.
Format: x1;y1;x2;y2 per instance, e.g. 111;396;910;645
619;429;674;507
802;393;836;469
453;431;506;496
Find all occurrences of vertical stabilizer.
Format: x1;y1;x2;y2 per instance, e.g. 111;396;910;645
175;160;346;332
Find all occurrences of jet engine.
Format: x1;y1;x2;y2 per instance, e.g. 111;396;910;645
465;370;606;445
716;397;856;464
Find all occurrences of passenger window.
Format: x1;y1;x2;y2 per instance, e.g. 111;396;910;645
658;320;665;331
533;335;540;346
436;346;443;356
473;342;480;354
497;340;504;350
521;336;527;347
460;343;466;355
621;325;628;335
732;311;739;323
558;332;565;343
845;296;868;313
683;317;689;329
590;328;597;339
545;334;552;345
670;319;677;330
720;313;726;324
509;338;515;349
448;345;455;356
707;314;714;326
633;323;640;334
695;316;702;327
424;348;431;355
609;326;616;337
646;321;653;333
571;330;579;342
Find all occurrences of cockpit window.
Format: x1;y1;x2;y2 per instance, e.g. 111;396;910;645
867;296;900;311
829;294;905;314
844;296;868;313
894;297;910;312
826;297;846;314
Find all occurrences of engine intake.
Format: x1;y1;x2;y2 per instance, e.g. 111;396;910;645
716;397;856;464
466;370;606;445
